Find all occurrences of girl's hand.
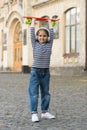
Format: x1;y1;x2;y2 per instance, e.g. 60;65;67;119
30;18;36;27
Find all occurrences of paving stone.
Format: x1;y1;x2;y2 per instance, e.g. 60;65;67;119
0;73;87;130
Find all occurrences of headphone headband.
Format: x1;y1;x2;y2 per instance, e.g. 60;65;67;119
36;27;49;36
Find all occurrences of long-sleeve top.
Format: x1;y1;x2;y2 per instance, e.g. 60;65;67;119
30;27;54;68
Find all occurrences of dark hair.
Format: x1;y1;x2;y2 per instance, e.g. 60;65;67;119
36;27;49;37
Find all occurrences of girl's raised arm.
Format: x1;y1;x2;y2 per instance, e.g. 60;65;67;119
48;20;54;42
30;18;36;47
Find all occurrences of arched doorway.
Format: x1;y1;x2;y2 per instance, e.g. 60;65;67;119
13;22;22;71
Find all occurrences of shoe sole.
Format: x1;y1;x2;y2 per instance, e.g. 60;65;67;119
32;119;39;122
41;116;55;119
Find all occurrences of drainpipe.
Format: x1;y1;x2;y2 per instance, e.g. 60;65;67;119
84;0;87;70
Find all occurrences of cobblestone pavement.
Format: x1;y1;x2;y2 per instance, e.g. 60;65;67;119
0;73;87;130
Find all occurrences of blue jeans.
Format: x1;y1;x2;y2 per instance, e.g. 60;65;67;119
28;67;50;113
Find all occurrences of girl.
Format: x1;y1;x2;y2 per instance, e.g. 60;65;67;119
29;18;55;122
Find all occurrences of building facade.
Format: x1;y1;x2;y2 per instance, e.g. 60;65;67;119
0;0;86;73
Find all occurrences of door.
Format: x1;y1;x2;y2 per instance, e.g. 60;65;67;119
13;22;22;71
14;42;22;71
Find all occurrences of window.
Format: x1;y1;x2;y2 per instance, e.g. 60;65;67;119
52;15;59;39
39;16;49;29
65;7;80;55
19;0;22;7
3;33;7;44
23;29;27;45
3;33;7;50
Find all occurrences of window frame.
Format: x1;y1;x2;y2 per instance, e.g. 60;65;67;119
64;7;80;57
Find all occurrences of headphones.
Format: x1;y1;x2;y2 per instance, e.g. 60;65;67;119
36;27;50;42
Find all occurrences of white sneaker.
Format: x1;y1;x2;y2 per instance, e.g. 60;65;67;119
32;113;39;122
41;112;55;119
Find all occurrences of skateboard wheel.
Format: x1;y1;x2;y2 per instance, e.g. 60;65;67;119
25;18;32;25
52;21;57;27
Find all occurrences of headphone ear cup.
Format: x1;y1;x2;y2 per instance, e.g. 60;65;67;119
48;37;50;41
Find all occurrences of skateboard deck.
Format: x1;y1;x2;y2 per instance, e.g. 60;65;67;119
23;16;60;21
23;16;60;26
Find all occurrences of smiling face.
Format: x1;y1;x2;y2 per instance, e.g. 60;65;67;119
36;29;49;43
